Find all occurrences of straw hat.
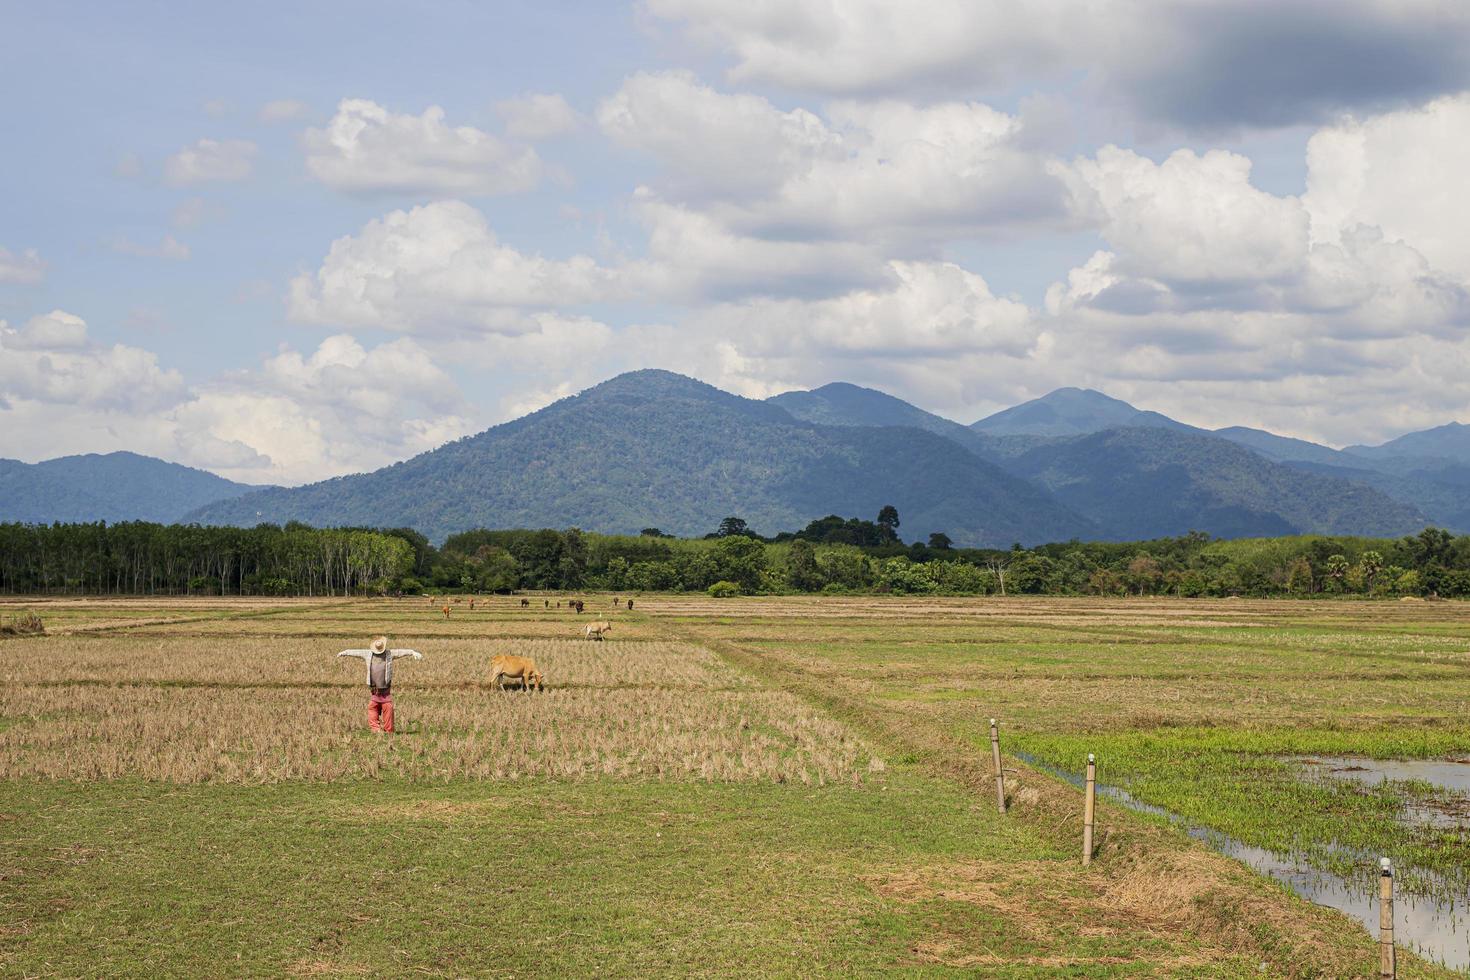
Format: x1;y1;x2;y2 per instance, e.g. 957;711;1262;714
370;636;389;655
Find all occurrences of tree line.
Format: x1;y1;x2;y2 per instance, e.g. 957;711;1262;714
3;516;1469;599
0;522;414;595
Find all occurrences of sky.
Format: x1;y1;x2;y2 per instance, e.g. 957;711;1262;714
5;0;1470;486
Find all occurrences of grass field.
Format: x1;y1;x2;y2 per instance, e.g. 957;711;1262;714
1;594;1465;976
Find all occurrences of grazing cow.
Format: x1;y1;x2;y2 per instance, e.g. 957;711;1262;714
442;604;451;619
583;620;612;641
626;599;633;611
489;654;543;692
520;598;530;608
544;599;549;608
573;600;585;614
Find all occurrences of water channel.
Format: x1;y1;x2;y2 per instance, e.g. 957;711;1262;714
1014;752;1470;971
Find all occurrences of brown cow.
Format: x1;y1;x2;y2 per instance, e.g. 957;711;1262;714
489;654;543;692
626;599;634;611
520;598;530;608
442;604;451;619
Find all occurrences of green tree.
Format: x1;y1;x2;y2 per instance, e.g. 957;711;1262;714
1124;553;1162;595
876;505;900;543
1325;554;1350;591
710;535;766;591
927;532;953;550
1358;550;1383;590
1285;557;1314;594
784;539;823;592
716;516;751;538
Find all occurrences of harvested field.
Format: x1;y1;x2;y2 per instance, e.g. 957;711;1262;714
0;594;1460;976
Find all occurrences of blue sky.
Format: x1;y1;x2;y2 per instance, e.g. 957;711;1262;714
4;1;1470;484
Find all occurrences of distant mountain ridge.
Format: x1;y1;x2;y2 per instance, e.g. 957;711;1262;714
1006;426;1425;540
190;370;1092;547
1347;421;1470;464
972;387;1194;437
10;374;1466;542
770;382;1426;540
0;452;267;525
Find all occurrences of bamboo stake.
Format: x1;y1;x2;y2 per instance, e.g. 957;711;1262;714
1082;753;1097;866
1380;857;1395;979
989;718;1006;814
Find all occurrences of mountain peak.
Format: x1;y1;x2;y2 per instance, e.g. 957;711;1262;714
972;387;1189;437
1348;419;1470;463
586;369;718;397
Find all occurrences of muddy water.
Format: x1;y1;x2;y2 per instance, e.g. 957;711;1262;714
1014;751;1470;971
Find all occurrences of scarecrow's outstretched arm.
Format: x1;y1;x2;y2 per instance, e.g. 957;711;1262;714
337;649;370;659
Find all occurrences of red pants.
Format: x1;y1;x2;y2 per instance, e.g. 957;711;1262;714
367;696;394;733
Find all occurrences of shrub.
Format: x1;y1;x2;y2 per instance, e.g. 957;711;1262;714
0;610;44;637
707;580;742;598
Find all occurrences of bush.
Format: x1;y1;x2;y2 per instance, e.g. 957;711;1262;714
707;580;742;598
187;576;221;595
0;610;44;637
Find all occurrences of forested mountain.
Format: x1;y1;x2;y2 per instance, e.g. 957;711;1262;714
767;383;1429;539
1214;424;1470;531
1348;421;1470;464
1005;427;1426;540
971;387;1193;436
189;370;1092;547
1212;426;1352;466
769;382;1002;461
12;375;1464;545
0;452;265;524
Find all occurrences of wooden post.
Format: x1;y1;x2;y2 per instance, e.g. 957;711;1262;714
989;718;1006;814
1380;857;1395;979
1082;753;1097;866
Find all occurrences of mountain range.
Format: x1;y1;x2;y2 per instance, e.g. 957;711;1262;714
5;373;1468;547
0;452;267;525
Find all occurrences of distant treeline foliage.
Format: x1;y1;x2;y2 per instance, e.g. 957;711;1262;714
2;518;1469;599
0;522;414;596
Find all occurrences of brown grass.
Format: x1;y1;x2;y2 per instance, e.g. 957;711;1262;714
0;636;875;784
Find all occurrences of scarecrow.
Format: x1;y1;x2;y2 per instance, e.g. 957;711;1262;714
335;636;422;733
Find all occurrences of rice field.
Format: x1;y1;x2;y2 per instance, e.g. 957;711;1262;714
1;593;1464;976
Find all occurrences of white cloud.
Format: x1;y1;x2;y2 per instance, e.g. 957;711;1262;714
0;246;46;284
3;310;89;349
644;0;1470;130
0;311;185;412
258;98;310;123
1027;117;1470;444
287;200;616;332
1062;146;1308;286
0;317;475;485
173;334;474;483
110;233;191;261
164;138;257;184
1304;94;1470;283
597;71;1073;248
626;194;892;301
596;260;1043;412
303;99;542;197
495;92;581;140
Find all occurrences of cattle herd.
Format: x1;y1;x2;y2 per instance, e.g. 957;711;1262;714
415;593;633;691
